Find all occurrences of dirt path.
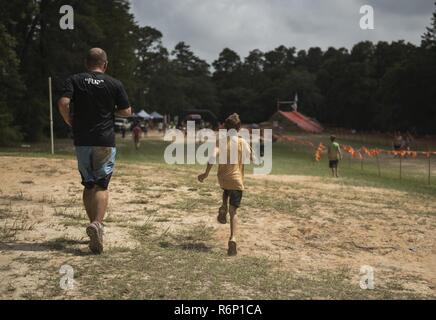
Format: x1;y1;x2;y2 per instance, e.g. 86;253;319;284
0;156;434;299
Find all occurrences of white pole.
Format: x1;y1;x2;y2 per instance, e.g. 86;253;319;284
49;77;54;155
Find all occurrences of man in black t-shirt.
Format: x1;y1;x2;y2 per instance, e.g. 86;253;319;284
58;48;131;254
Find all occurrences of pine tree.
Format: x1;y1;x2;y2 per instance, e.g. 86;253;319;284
422;2;436;48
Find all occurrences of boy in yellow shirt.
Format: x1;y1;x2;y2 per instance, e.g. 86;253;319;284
198;113;253;256
328;135;342;178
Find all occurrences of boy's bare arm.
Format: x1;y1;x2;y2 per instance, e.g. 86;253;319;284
198;163;213;183
198;146;218;183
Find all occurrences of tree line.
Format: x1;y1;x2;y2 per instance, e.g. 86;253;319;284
0;0;435;145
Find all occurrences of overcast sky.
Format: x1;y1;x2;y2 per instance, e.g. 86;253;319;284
130;0;434;62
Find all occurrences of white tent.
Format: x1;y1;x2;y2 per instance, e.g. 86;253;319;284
136;110;152;120
150;111;164;120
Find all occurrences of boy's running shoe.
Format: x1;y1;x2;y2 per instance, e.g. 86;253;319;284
228;240;237;256
217;206;228;224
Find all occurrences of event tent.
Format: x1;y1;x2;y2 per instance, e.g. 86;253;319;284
150;111;164;120
136;110;152;120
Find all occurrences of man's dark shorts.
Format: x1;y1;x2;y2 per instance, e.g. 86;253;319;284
223;190;243;208
75;146;116;190
329;160;339;169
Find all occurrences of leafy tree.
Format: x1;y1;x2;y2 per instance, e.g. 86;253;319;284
0;24;25;145
2;0;436;142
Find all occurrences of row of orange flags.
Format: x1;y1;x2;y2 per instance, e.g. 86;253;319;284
274;134;436;161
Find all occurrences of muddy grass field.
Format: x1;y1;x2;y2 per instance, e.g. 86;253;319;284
0;138;435;299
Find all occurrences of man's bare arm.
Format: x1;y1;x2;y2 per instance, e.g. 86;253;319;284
115;107;132;118
58;97;73;127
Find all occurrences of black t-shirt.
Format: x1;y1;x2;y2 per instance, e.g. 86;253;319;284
61;72;130;147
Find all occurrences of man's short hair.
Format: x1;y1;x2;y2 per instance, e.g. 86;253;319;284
225;113;241;131
86;48;108;68
330;135;336;142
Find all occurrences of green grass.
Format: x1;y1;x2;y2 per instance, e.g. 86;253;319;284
2;136;436;195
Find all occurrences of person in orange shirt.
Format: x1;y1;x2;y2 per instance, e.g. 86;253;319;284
198;113;254;256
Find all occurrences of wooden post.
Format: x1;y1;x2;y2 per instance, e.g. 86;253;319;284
48;77;54;155
428;153;431;185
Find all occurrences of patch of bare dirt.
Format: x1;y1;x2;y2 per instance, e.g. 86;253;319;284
0;156;435;299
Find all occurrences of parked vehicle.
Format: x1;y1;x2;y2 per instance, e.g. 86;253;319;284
115;117;132;132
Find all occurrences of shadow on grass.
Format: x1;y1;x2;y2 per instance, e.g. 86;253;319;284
159;240;212;253
0;238;92;256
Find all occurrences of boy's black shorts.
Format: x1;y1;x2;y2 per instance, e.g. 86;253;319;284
223;190;243;208
329;160;339;169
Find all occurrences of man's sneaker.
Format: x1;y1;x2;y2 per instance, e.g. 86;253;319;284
86;222;104;254
217;206;228;224
228;240;237;256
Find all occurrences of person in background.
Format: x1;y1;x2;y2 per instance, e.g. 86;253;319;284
158;121;164;133
328;135;342;178
132;123;142;150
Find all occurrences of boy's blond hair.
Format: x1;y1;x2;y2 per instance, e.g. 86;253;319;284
224;113;241;131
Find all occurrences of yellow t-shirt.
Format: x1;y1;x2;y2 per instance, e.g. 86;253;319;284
215;136;252;191
328;142;341;161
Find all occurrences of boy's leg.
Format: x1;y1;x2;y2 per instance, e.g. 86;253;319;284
229;206;238;243
222;190;229;208
227;191;242;256
218;190;229;224
228;206;238;256
329;161;334;177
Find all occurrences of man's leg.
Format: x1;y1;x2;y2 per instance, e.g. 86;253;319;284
86;147;115;254
83;188;95;223
83;186;109;223
93;186;109;224
86;186;107;254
